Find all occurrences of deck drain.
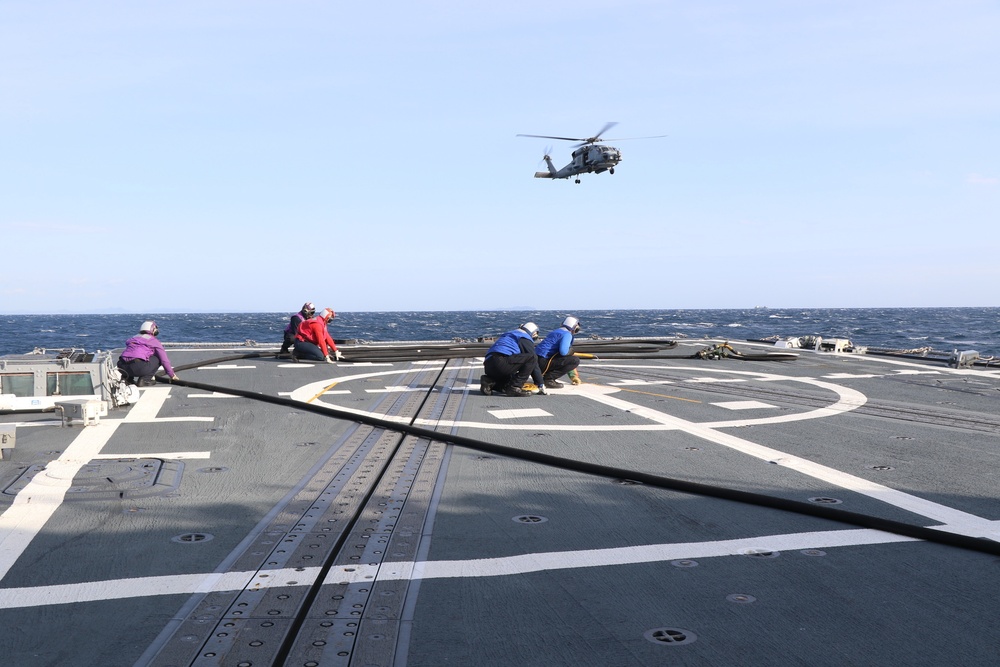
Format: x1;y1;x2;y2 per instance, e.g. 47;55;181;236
801;549;827;556
613;479;642;486
475;455;495;460
512;515;547;524
892;436;913;440
670;559;698;568
743;549;780;559
809;497;843;504
870;465;895;471
296;441;318;447
727;593;756;603
644;627;697;646
172;532;215;544
198;466;229;474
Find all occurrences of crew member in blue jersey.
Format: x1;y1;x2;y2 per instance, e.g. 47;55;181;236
534;316;582;389
280;302;316;355
481;322;546;397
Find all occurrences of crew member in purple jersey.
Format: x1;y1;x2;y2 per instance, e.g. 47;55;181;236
117;320;179;386
280;302;316;355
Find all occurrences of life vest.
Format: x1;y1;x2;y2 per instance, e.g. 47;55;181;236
284;312;306;334
487;329;531;357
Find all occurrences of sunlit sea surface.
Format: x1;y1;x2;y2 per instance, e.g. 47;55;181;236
1;308;999;358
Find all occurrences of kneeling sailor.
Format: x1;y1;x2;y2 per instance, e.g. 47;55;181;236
481;322;546;397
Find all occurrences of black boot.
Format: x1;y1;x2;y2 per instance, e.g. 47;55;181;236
480;375;495;395
504;384;529;397
543;376;563;389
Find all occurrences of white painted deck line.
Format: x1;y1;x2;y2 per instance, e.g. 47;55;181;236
92;451;211;460
0;529;916;609
712;401;777;410
687;378;746;383
487;408;552;420
197;365;256;370
609;380;674;386
187;392;240;398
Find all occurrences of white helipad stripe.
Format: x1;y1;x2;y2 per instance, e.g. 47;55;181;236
390;529;916;580
0;567;323;609
198;365;256;370
92;451;211;460
687;378;746;383
824;373;880;379
0;529;915;609
487;408;552;420
187;392;240;398
609;380;674;386
712;401;776;410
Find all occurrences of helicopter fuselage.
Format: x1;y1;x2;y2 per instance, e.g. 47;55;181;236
535;145;622;181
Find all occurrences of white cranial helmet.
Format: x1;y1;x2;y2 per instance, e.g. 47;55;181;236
562;316;580;332
520;322;539;338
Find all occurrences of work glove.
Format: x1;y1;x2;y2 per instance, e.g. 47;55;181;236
326;355;336;364
571;374;582;386
334;350;344;361
537;384;548;395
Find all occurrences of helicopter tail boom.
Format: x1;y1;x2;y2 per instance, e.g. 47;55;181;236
533;154;558;178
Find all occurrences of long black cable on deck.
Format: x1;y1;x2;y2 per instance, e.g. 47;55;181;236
158;368;1000;558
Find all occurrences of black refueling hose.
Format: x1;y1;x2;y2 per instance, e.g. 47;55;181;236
156;352;1000;558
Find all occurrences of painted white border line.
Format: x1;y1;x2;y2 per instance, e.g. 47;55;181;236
92;451;211;460
0;529;915;609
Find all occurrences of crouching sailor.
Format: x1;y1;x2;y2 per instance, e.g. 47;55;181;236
280;302;315;355
535;316;582;388
293;308;344;363
117;320;179;386
481;322;546;397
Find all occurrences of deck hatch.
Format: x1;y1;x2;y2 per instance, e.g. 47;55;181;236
2;458;184;499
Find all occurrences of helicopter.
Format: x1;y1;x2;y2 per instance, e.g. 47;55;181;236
516;122;666;183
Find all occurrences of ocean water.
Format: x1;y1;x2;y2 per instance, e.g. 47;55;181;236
1;308;998;358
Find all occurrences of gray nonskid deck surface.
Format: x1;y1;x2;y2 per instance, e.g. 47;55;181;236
1;342;1000;665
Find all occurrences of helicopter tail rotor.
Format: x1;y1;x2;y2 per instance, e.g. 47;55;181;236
534;150;557;178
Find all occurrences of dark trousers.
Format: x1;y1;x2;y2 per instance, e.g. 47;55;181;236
293;340;326;361
118;356;160;382
537;354;579;380
484;353;537;389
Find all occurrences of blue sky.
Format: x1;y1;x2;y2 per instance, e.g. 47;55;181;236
2;1;997;313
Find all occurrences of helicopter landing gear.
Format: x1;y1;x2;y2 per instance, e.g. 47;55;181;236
610;168;615;174
575;178;581;184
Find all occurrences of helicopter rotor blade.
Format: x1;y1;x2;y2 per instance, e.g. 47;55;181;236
517;133;587;142
592;121;618;141
599;134;669;142
570;122;620;147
